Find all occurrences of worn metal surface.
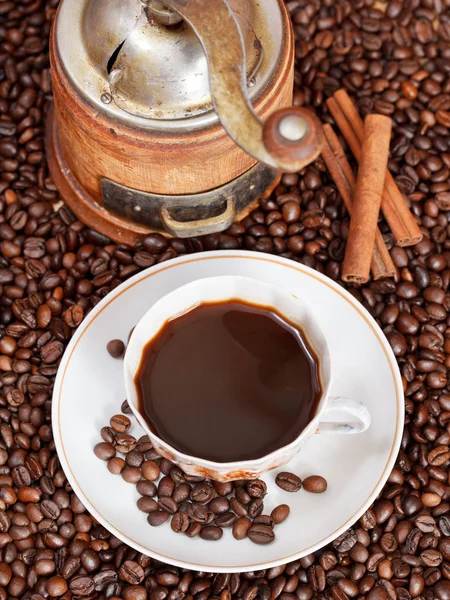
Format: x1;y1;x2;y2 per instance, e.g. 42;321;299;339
146;1;183;25
110;7;262;120
55;0;280;129
101;162;279;237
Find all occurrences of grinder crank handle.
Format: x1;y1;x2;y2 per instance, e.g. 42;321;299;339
154;0;323;173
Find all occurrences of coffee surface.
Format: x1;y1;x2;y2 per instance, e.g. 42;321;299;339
136;301;321;462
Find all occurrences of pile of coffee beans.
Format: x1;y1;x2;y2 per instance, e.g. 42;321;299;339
95;407;282;545
0;0;450;597
93;401;326;545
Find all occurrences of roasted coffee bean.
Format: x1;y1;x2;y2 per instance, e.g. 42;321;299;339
171;512;190;533
253;515;274;527
248;498;264;518
122;400;133;414
158;497;178;514
213;481;233;496
303;476;328;494
101;426;116;444
191;481;215;505
275;472;302;492
200;525;223;541
215;512;237;528
248;524;275;545
228;496;247;517
247;480;267;498
114;434;137;454
46;575;68;596
110;414;131;433
94;442;115;461
158;476;175;497
209;497;230;514
147;511;170;527
137;497;158;513
271;504;290;524
142;460;160;481
186;522;202;538
233;517;252;540
173;482;191;504
122;467;142;484
136;480;157;497
126;450;144;467
119;560;145;585
70;575;95;595
107;339;125;358
189;503;213;524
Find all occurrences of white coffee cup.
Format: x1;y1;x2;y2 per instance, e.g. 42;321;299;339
124;276;371;482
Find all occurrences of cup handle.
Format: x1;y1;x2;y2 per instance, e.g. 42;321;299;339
317;397;371;434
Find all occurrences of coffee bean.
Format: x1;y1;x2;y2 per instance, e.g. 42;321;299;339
122;400;132;414
233;517;252;540
107;339;125;358
46;575;68;596
230;496;248;517
171;512;190;533
235;487;251;505
158;475;175;497
70;575;95;595
186;522;201;538
142;234;168;254
101;426;116;444
271;504;290;524
94;442;115;461
247;480;267;498
110;414;131;433
188;503;213;524
200;526;223;541
248;524;275;545
248;498;264;518
215;512;237;527
136;480;157;497
119;560;144;585
276;472;302;492
137;497;158;513
209;497;230;514
122;467;142;484
191;481;214;505
173;482;191;503
213;481;233;496
303;475;328;494
147;511;170;527
114;434;137;454
158;497;178;514
253;515;274;527
126;450;144;467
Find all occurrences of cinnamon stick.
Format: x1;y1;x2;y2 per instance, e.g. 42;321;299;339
342;115;392;284
321;125;396;281
327;90;423;247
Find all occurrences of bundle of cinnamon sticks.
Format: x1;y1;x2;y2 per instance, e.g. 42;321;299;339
321;89;423;284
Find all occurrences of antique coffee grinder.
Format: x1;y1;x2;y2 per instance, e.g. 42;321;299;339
47;0;323;244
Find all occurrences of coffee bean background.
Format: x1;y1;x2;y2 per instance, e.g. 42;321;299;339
1;0;450;598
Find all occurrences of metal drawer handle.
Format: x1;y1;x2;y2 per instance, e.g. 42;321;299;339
160;198;236;238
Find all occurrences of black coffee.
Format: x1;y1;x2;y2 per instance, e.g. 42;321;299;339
135;301;321;463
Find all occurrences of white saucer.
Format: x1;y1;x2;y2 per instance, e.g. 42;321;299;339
52;251;403;573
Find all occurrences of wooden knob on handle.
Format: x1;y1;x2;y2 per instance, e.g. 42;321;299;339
262;107;323;173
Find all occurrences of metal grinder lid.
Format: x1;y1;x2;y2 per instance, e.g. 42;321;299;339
54;0;285;131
